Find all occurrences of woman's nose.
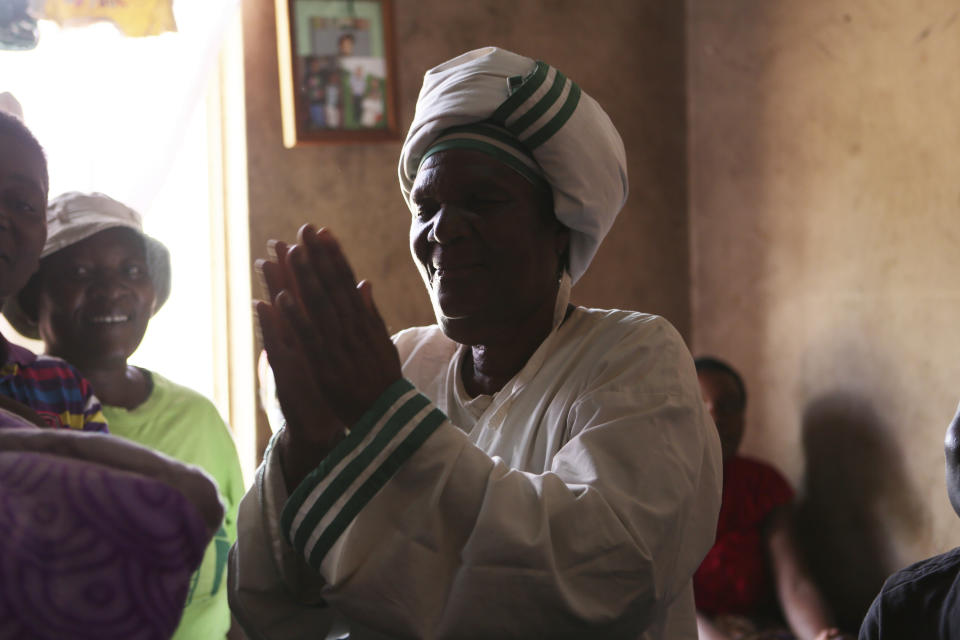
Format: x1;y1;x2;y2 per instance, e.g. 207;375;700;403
90;272;127;299
428;205;468;244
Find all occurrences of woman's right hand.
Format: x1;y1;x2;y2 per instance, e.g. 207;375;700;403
276;226;402;427
257;240;346;492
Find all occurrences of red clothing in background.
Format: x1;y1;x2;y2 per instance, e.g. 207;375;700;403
694;455;794;616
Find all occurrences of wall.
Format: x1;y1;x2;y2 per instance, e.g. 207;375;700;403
689;0;960;628
242;0;690;453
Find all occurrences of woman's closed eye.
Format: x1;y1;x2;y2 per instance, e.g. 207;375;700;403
466;195;508;209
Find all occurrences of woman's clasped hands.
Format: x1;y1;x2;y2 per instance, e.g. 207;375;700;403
256;224;403;490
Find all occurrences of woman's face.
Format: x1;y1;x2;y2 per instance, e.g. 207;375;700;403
698;369;746;461
35;227;156;369
409;149;568;345
0;133;47;301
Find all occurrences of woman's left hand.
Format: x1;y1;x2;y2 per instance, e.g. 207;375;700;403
277;225;403;426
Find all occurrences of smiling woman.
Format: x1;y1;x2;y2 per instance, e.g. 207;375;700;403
36;226;157;387
409;148;564;355
231;47;722;640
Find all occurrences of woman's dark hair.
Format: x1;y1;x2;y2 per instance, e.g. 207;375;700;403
0;110;49;193
694;356;747;410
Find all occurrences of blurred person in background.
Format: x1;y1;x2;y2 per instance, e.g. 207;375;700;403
694;356;852;640
858;401;960;638
0;105;106;432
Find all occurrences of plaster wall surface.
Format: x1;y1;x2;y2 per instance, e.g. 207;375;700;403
689;0;960;627
243;0;690;452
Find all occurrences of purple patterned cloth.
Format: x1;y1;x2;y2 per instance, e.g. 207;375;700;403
0;422;224;639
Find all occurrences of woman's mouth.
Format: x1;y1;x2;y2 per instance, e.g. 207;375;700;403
88;314;130;324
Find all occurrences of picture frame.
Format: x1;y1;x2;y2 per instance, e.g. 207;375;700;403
275;0;400;147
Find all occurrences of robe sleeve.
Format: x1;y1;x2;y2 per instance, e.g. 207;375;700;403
239;318;722;639
228;437;344;639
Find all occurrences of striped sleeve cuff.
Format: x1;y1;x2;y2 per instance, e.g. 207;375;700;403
280;379;446;570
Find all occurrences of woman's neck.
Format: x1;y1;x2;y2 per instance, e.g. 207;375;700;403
78;361;152;410
462;303;574;397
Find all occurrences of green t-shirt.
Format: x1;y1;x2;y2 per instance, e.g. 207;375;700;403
104;371;244;640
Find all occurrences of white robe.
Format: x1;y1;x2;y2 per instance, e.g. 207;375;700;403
229;307;722;639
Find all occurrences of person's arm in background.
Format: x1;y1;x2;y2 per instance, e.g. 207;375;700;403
0;392;45;426
767;504;852;640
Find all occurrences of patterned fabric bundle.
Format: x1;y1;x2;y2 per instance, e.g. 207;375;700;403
0;423;223;639
398;46;629;283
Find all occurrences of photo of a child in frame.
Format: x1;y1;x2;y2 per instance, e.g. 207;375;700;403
294;2;390;132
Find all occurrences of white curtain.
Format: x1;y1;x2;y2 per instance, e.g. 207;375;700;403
0;0;242;406
0;0;238;212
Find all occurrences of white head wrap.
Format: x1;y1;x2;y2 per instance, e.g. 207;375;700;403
398;47;629;283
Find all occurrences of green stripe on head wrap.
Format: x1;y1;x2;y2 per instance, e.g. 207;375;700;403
524;82;581;150
398;47;629;284
419;122;549;187
491;61;549;124
507;70;568;137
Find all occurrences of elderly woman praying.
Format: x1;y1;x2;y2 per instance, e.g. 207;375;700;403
229;47;722;640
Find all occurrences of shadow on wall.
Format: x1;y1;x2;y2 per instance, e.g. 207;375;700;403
795;393;928;631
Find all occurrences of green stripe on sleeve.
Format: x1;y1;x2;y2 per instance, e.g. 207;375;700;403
290;393;430;553
306;408;448;568
523;82;581;150
490;61;549;125
507;71;567;137
281;378;415;537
